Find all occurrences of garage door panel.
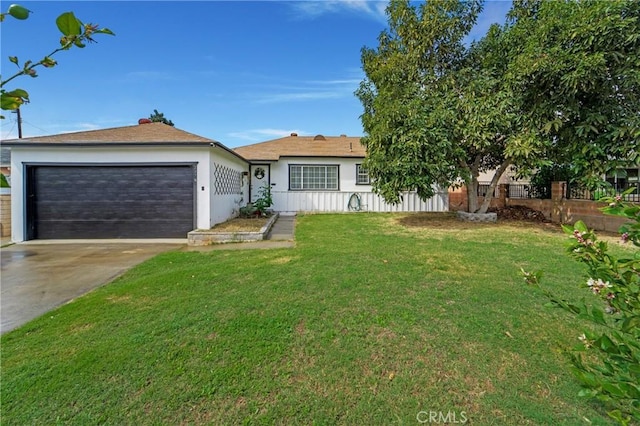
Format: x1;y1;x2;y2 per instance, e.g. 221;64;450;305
29;165;195;239
36;219;192;239
36;201;193;221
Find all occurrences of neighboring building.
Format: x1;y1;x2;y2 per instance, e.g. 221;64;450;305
607;165;640;193
0;147;11;237
1;147;10;186
234;133;447;213
3;121;248;242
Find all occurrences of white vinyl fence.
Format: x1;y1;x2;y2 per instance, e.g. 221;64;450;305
271;190;448;213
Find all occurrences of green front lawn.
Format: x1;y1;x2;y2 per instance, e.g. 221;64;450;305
1;213;627;424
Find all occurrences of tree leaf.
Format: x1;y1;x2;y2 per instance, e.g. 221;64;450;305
6;89;29;99
0;93;23;111
95;28;115;36
56;12;81;36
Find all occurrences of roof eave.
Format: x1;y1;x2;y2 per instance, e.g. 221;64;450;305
3;141;250;163
212;142;249;163
2;141;214;147
278;154;366;159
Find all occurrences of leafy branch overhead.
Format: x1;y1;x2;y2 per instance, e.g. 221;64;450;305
0;5;114;118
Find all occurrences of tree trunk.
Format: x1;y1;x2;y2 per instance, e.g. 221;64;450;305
476;159;511;213
466;179;479;213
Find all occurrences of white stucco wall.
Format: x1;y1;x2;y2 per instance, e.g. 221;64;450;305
267;157;448;213
208;147;249;228
9;145;221;241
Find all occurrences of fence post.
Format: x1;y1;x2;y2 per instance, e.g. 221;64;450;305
498;184;508;208
551;181;566;223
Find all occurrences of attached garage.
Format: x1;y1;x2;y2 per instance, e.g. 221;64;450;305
4;121;249;242
26;165;196;239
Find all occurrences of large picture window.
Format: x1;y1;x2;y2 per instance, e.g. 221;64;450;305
356;164;370;185
289;165;339;190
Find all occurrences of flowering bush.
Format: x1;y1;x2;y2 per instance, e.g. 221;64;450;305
523;189;640;425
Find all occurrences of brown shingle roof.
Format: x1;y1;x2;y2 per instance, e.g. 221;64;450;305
1;122;214;144
234;134;366;161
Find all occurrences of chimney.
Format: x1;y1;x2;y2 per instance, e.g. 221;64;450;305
138;118;152;125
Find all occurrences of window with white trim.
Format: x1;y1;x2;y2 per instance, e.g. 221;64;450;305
356;164;370;185
289;165;339;190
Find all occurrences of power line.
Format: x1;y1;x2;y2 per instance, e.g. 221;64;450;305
1;117;17;140
21;119;51;135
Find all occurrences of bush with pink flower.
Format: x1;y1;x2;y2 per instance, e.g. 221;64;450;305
523;188;639;424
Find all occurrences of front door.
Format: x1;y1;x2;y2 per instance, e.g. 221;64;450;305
250;164;270;203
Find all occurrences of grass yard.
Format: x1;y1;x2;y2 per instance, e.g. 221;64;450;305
1;213;632;424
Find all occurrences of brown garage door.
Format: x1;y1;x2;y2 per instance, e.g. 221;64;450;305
26;165;196;239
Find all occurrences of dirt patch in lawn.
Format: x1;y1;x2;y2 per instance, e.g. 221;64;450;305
393;212;563;234
393;212;632;245
211;217;270;232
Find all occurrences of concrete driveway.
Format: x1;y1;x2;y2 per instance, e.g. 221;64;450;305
1;241;183;334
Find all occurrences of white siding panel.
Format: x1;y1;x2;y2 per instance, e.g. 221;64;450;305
271;190;447;213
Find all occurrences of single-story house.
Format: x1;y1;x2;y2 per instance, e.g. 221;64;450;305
3;121;248;241
234;133;448;213
3;124;448;242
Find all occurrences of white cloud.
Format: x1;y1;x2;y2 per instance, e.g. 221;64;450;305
250;77;361;104
288;1;388;23
228;128;305;142
309;78;363;86
125;71;173;80
254;91;343;104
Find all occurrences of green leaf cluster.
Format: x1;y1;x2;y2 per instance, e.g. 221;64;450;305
148;109;175;127
240;183;273;218
506;0;640;185
0;173;10;188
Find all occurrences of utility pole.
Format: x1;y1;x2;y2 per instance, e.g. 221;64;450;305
16;107;22;139
11;107;22;138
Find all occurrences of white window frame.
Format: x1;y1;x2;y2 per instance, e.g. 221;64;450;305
289;164;339;191
356;164;370;185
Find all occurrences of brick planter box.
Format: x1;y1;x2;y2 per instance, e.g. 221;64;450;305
187;213;279;246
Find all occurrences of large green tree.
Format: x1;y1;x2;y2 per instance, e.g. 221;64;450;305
357;0;640;213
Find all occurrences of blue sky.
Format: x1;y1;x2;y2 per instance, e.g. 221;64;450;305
1;1;512;147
